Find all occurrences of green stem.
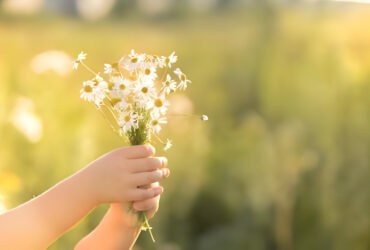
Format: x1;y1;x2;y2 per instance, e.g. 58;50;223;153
144;212;155;242
80;61;99;76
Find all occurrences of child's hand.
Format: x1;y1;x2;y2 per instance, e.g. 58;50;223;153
133;182;165;219
79;145;169;205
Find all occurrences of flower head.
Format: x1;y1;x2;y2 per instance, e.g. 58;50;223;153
162;74;177;95
73;51;87;70
164;139;172;151
174;68;191;90
163;52;177;68
104;64;112;74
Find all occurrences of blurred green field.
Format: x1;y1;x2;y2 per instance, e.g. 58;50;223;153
0;4;369;250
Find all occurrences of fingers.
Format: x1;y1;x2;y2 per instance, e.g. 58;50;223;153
133;196;160;212
132;169;170;186
129;186;163;201
117;145;155;159
129;157;168;173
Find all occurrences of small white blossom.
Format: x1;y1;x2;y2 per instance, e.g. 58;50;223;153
164;139;172;151
80;81;95;102
147;95;170;115
133;79;156;103
80;80;106;107
118;110;139;132
201;115;208;121
149;112;167;134
162;74;177;95
104;64;112;74
73;51;87;70
163;52;177;68
174;68;191;90
110;76;132;98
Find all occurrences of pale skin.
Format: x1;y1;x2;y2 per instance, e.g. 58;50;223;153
0;145;169;250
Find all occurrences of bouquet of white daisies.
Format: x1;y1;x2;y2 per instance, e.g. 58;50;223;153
74;50;207;242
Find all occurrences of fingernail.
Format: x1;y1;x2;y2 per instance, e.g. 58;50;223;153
154;186;163;195
164;168;170;178
161;157;167;168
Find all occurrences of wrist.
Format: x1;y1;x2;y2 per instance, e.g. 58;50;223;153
70;168;100;208
110;203;141;229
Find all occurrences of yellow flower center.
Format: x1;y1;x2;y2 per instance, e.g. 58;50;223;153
152;120;159;126
145;68;151;75
124;115;131;122
155;99;163;108
131;57;138;63
141;87;148;93
165;81;170;86
119;84;126;90
165;58;170;64
84;85;93;93
181;74;186;81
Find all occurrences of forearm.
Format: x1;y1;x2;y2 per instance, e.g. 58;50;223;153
75;203;141;250
0;169;97;249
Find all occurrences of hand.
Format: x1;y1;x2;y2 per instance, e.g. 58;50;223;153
133;182;164;219
78;145;169;205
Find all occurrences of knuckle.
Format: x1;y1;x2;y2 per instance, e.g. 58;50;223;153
141;190;153;200
142;145;155;156
150;158;162;169
147;173;157;183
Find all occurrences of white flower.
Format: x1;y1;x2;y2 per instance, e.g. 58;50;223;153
118;110;139;132
133;79;156;103
174;68;191;90
201;115;208;121
147;95;170;115
104;64;112;74
164;139;172;151
80;80;96;102
119;49;145;72
140;66;157;81
73;51;87;70
163;52;177;68
162;74;177;95
80;78;107;107
110;76;132;98
149;111;167;134
77;51;87;61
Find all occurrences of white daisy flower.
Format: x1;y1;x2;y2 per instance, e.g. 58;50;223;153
94;81;108;107
140;66;157;81
79;79;106;107
119;49;145;72
134;79;156;102
147;95;170;115
73;51;87;70
174;68;191;90
110;76;132;98
164;139;172;151
162;74;177;95
163;52;177;68
149;111;167;134
119;110;139;132
80;80;95;102
104;64;112;74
